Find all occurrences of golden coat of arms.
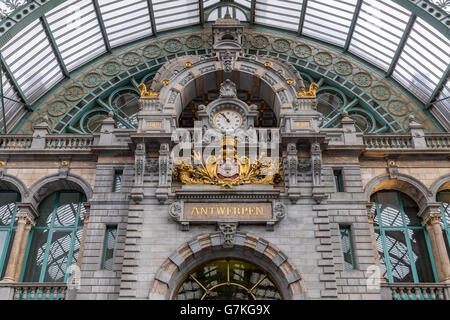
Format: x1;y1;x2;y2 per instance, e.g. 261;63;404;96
173;137;283;188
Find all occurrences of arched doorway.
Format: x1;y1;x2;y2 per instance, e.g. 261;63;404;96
173;258;283;300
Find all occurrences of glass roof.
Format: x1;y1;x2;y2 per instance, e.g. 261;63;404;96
0;0;448;132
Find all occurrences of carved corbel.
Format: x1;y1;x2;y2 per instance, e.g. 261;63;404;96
169;201;189;231
218;222;238;248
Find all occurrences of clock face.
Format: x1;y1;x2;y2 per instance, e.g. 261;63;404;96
213;109;243;131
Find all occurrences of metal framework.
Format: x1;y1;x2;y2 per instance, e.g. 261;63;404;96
0;0;448;134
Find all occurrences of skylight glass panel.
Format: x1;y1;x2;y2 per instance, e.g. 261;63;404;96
98;0;153;48
302;0;358;47
46;0;106;72
1;20;63;104
152;0;200;32
434;80;449;125
393;18;450;103
203;0;221;8
254;0;303;32
1;69;24;131
349;0;411;71
234;0;252;8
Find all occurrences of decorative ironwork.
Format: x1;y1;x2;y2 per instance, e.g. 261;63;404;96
82;72;103;88
313;52;333;66
13;29;443;135
293;44;312;59
251;35;269;49
370;85;392;101
120;52;142;67
164;39;183;53
63;86;84;102
388;100;411;117
272;38;290;53
352;71;373;88
46;101;68;117
334;60;353;76
174;259;282;300
101;61;121;76
142;44;162;59
185;35;203;49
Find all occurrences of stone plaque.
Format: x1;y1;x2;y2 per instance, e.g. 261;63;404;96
293;121;311;128
184;202;272;221
169;201;286;231
145;121;162;129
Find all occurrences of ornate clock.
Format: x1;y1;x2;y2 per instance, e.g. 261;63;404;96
212;109;244;131
197;80;257;133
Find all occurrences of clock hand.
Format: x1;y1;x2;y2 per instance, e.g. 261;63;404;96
221;113;231;123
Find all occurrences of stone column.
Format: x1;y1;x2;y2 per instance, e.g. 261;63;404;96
367;203;387;283
77;203;90;269
1;204;37;283
14;219;34;281
421;204;450;283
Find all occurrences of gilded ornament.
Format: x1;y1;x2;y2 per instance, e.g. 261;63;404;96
162;79;170;86
185;61;192;68
173;138;283;189
286;79;294;85
297;83;319;98
264;61;271;68
138;84;159;98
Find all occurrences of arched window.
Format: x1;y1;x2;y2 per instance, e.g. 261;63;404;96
0;191;20;279
438;190;450;256
371;191;437;283
21;191;85;283
174;259;282;300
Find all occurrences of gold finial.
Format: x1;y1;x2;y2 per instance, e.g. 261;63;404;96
286;79;294;85
0;161;4;167
297;82;319;98
185;61;192;68
61;161;69;167
138;83;159;98
264;61;271;68
162;79;170;86
389;161;396;167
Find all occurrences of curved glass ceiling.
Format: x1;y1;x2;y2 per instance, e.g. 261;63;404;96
0;0;449;132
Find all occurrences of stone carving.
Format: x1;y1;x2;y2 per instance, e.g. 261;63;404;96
284;143;298;187
219;79;237;98
273;202;287;220
221;50;233;73
219;222;238;248
159;143;172;187
131;142;146;203
169;202;183;220
311;143;322;186
299;159;312;172
146;158;159;174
